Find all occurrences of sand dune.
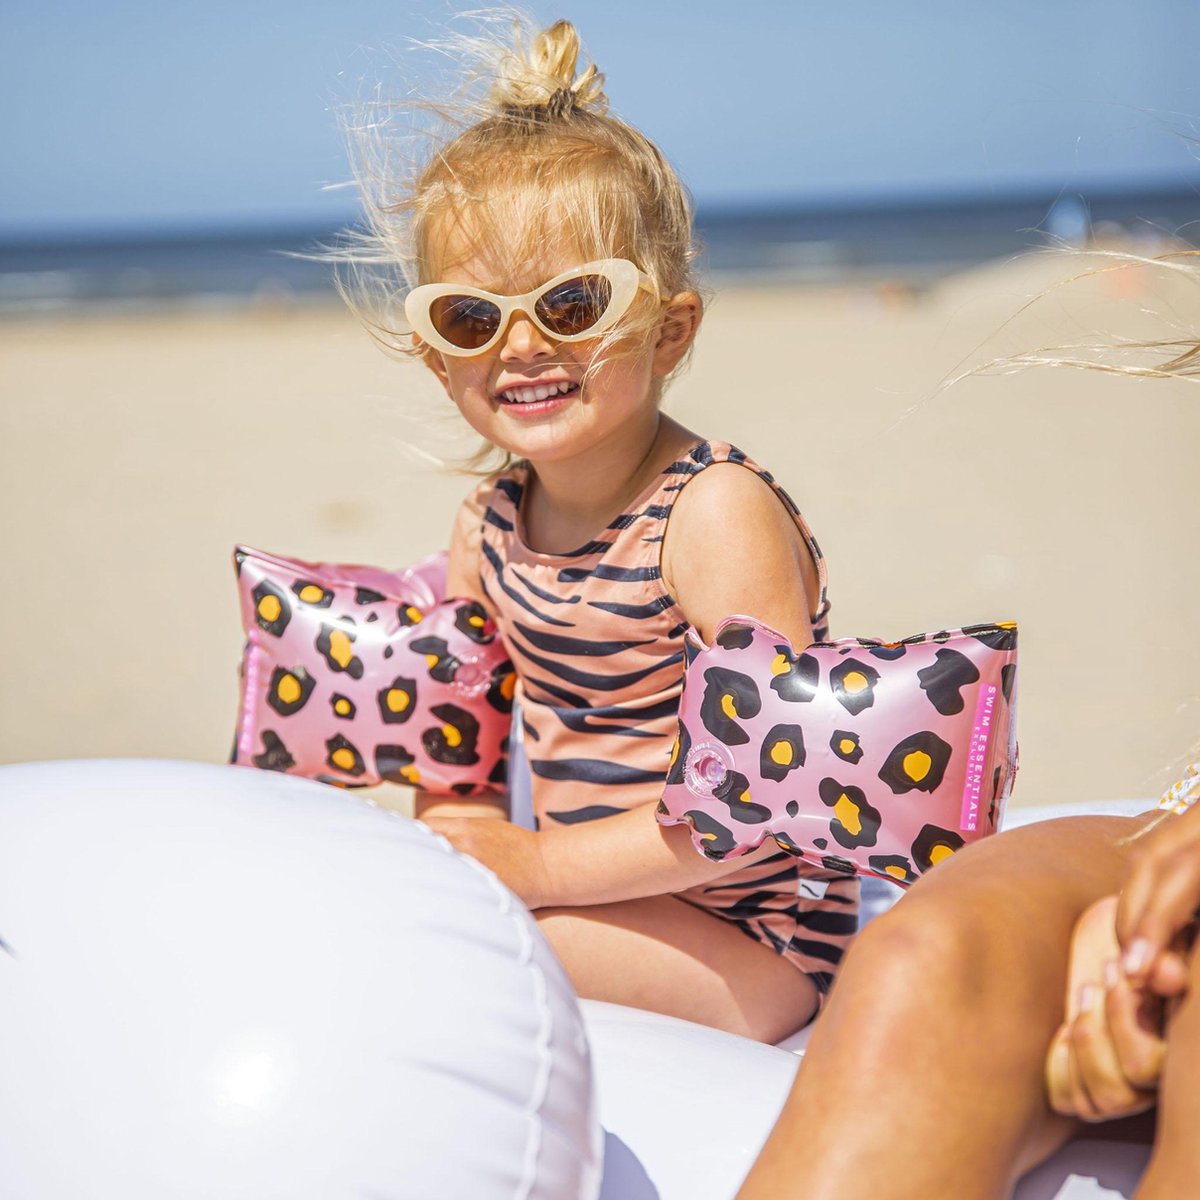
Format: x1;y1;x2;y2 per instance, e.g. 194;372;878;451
2;252;1196;812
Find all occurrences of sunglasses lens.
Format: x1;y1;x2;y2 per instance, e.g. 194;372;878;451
535;275;613;337
429;295;503;350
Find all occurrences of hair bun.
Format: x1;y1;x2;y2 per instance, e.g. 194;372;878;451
488;19;607;116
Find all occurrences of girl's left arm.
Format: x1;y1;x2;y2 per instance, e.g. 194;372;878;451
426;463;822;908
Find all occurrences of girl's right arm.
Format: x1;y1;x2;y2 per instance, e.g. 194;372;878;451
414;489;509;822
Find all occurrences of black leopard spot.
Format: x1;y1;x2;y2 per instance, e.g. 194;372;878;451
355;586;386;605
830;659;881;716
830;729;864;764
316;622;364;679
760;723;806;781
714;623;756;650
451;783;477;796
377;676;417;724
684;637;703;668
252;580;291;637
325;733;366;777
266;665;315;717
330;693;356;719
786;800;800;816
878;731;953;795
383;646;393;658
422;703;481;766
397;603;426;627
918;648;979;716
292;580;334;608
684;809;739;861
409;635;459;683
665;720;691;786
769;647;820;703
912;824;964;873
821;854;857;875
1001;663;1016;704
867;643;907;661
253;730;295;772
713;770;773;824
964;622;1017;652
818;777;882;849
486;663;516;714
699;666;761;746
772;830;804;855
454;601;495;644
869;854;918;885
812;836;828;850
488;757;508;787
375;744;419;786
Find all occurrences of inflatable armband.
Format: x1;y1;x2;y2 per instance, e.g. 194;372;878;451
232;546;515;793
656;617;1018;886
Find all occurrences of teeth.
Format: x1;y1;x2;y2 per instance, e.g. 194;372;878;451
501;381;575;404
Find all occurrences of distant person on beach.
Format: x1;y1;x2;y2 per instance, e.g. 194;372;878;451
737;261;1199;1198
341;16;856;1042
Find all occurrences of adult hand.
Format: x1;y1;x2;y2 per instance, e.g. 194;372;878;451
422;815;552;910
1116;805;1200;997
1046;895;1166;1121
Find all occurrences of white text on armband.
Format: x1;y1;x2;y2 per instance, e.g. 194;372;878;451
960;684;997;833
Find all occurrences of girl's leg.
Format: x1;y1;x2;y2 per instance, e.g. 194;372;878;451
1135;949;1200;1197
536;895;820;1044
737;815;1146;1200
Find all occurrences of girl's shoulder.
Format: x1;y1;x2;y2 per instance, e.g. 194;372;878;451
448;464;526;604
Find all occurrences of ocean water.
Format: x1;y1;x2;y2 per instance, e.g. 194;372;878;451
0;187;1195;316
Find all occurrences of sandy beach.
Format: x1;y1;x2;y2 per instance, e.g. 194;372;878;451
2;252;1197;813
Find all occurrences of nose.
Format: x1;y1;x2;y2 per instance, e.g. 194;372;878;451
498;308;556;362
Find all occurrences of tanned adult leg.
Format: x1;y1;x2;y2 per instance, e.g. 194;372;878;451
737;815;1148;1200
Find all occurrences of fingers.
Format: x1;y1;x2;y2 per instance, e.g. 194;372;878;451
1046;968;1164;1121
1117;810;1200;987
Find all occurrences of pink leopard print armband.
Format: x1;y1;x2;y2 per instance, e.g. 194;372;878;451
656;616;1019;887
232;546;515;794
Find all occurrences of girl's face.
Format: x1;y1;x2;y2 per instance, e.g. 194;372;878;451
420;224;700;470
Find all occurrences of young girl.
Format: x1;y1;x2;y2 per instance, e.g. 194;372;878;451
349;18;857;1043
737;269;1199;1198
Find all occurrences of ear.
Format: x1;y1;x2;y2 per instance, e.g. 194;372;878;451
652;292;703;377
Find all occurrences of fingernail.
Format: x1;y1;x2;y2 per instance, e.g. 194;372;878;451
1104;959;1121;989
1079;983;1099;1012
1123;939;1153;977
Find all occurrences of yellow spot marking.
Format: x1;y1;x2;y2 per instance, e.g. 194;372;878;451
425;653;439;668
885;864;908;880
839;738;856;755
770;653;789;676
668;737;680;770
327;629;353;669
405;606;424;623
721;693;739;720
998;621;1016;629
257;595;281;622
298;584;324;603
929;843;956;867
400;765;420;784
331;747;356;770
842;671;868;694
468;614;485;628
385;688;410;714
334;699;351;716
276;674;301;705
833;793;862;835
738;787;753;804
441;723;462;748
701;831;717;842
903;750;932;782
770;740;793;766
500;674;516;701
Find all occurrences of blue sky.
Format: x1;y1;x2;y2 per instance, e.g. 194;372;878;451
2;1;1198;237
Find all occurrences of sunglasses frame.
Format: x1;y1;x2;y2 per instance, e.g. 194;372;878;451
404;258;660;357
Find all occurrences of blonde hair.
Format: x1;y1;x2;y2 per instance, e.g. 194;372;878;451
338;15;701;470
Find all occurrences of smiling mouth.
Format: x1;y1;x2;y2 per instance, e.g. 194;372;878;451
496;380;579;405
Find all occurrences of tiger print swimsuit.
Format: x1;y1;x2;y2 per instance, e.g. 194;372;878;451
473;439;859;993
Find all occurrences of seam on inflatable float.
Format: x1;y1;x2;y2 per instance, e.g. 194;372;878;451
418;820;557;1200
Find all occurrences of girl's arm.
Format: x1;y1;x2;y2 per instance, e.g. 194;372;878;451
426;463;823;907
415;490;508;822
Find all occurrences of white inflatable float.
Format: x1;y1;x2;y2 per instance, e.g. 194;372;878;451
0;760;1150;1199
